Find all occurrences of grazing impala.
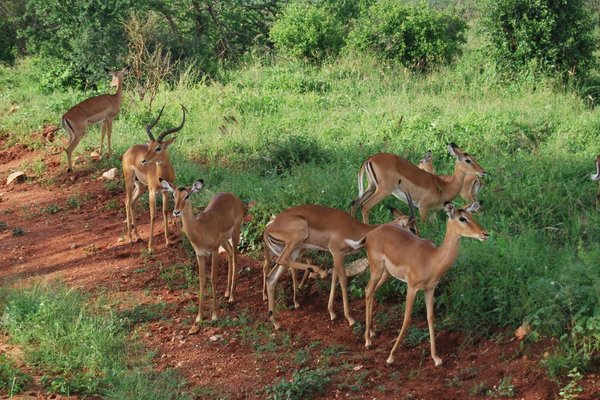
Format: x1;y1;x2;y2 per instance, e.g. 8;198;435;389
263;198;418;330
417;149;482;203
122;105;186;251
161;179;245;334
592;155;600;208
363;202;488;367
350;143;485;223
62;65;131;172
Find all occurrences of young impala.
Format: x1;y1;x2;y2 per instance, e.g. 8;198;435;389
363;202;488;367
161;179;245;335
417;149;482;203
122;105;186;251
592;155;600;208
62;65;131;172
263;199;418;331
350;143;485;223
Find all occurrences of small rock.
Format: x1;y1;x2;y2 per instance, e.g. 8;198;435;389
209;334;223;342
515;323;531;340
90;151;101;160
6;171;25;186
70;243;78;250
353;365;364;371
74;156;85;164
102;168;118;180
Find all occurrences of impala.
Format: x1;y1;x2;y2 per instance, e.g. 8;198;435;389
62;65;131;172
592;155;600;207
363;202;488;367
161;179;245;335
122;105;186;251
417;149;482;203
263;199;418;330
350;143;485;224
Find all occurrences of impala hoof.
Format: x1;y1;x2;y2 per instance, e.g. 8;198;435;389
386;356;395;365
318;270;327;279
188;325;200;335
293;302;300;310
211;314;218;321
433;357;443;367
347;317;356;326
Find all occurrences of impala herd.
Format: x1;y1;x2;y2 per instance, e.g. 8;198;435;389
59;66;599;367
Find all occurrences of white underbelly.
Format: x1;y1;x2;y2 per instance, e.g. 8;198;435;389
383;255;407;283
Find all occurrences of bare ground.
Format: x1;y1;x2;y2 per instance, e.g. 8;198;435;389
0;133;598;399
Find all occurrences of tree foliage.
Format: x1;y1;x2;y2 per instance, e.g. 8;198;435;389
347;0;468;70
269;1;345;61
481;0;598;77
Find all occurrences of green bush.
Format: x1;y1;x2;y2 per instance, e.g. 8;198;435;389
347;0;467;70
481;0;598;78
270;2;345;61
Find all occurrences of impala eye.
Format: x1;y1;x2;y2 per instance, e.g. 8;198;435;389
184;194;190;200
155;147;162;152
465;159;472;164
459;217;467;222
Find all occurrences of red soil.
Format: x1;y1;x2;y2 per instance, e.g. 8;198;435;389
0;136;598;399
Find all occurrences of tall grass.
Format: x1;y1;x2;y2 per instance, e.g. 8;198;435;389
0;32;599;375
0;282;190;398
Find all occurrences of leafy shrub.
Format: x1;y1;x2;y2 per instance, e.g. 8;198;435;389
270;2;345;61
481;0;598;78
347;0;467;70
255;134;331;176
0;354;31;396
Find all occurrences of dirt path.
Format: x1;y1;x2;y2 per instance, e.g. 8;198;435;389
0;137;597;399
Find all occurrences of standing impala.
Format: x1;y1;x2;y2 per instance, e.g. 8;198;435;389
592;155;600;208
62;65;131;172
363;202;488;367
350;143;485;223
122;105;186;251
161;179;245;335
263;200;418;330
417;149;482;203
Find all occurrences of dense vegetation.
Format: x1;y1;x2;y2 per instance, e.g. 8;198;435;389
1;0;599;396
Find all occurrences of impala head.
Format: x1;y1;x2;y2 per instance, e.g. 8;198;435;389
160;179;204;217
444;202;489;241
417;150;434;173
591;155;600;181
448;143;486;177
141;104;187;166
104;65;131;87
387;191;419;236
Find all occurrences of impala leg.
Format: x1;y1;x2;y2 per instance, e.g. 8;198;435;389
147;191;156;251
189;254;206;335
327;269;338;321
262;246;272;301
100;121;106;156
222;239;237;302
387;286;417;365
360;186;393;224
298;269;310;289
65;128;85;173
291;267;300;309
162;192;179;245
334;252;355;326
129;180;145;241
365;256;385;347
425;287;442;366
210;252;218;320
266;264;286;330
106;118;113;157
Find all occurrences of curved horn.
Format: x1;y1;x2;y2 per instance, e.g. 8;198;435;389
406;190;416;223
146;105;165;141
157;105;187;142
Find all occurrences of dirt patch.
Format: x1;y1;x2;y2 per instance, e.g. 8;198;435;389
0;143;596;399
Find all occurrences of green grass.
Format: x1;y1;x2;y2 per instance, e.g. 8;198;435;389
0;354;31;396
0;25;599;378
0;282;190;399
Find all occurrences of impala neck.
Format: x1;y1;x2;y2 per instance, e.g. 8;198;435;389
432;222;462;278
439;162;466;201
114;76;124;110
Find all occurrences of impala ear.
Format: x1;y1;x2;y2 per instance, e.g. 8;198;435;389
123;65;132;74
447;142;464;160
104;67;112;75
444;202;456;218
159;178;174;193
465;202;481;214
190;180;204;194
422;150;432;162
